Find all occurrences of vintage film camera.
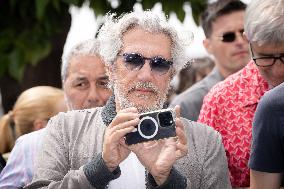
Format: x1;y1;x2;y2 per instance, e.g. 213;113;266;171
125;108;176;145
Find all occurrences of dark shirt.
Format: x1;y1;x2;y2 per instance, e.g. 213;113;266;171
249;82;284;182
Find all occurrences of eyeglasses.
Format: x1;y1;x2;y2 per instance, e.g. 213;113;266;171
218;29;244;43
250;43;284;67
118;53;173;75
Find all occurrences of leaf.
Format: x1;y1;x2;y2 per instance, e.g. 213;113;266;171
90;1;110;16
28;42;52;66
0;56;9;78
35;0;50;21
51;0;61;12
8;50;25;81
61;0;84;7
142;0;155;10
190;0;207;25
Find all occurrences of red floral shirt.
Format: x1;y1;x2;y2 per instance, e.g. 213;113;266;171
198;61;269;187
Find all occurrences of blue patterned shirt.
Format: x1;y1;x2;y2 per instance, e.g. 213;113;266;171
0;129;45;188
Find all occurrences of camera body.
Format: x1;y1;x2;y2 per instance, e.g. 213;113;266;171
125;108;176;145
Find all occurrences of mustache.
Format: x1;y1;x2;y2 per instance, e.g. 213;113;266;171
129;82;159;93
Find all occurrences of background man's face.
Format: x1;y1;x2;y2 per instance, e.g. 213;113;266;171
63;55;112;110
251;42;284;88
204;11;249;76
109;27;173;113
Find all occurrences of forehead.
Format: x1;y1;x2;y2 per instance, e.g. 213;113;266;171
252;42;284;54
121;27;172;58
212;11;244;33
67;55;107;79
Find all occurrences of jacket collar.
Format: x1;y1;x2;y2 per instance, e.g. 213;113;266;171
101;95;117;126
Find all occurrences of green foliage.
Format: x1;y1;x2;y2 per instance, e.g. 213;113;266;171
0;0;206;81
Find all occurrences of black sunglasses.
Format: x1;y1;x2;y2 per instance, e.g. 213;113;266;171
219;29;244;43
118;53;173;75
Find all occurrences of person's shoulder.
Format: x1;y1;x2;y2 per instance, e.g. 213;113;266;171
259;83;284;110
46;107;102;132
50;107;102;123
15;129;45;145
181;118;221;141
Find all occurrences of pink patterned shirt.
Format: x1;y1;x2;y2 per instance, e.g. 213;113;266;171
198;61;269;187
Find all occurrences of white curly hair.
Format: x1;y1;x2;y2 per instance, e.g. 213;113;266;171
97;10;193;75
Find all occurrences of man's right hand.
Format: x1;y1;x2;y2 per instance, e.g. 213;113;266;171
102;107;140;172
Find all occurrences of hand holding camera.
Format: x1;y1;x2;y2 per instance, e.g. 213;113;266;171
128;106;188;186
102;107;140;172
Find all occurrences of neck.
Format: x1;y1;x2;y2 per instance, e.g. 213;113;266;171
216;64;235;78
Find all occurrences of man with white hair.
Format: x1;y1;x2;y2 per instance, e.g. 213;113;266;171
0;39;112;188
26;11;231;189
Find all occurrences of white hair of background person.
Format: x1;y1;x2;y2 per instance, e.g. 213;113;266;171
97;11;193;75
61;39;100;82
244;0;284;45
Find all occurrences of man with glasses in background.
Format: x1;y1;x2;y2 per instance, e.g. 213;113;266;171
245;0;284;188
170;0;249;121
26;11;231;188
198;0;284;187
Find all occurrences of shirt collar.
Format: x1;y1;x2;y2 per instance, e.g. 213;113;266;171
238;61;269;107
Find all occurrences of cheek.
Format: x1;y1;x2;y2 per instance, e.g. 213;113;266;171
67;90;87;103
273;66;284;82
158;77;171;92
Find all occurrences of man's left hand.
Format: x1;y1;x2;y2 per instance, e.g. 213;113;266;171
128;106;188;185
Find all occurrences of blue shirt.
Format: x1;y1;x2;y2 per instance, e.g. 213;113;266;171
249;82;284;173
0;129;45;188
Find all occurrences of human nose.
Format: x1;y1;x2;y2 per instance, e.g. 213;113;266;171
87;85;101;105
136;60;153;80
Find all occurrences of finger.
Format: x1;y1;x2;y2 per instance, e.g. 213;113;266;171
176;143;188;159
119;138;129;148
176;118;187;145
119;107;138;113
110;118;140;133
174;105;181;118
110;126;136;142
110;112;139;128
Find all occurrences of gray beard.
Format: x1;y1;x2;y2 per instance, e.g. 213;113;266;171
112;81;170;114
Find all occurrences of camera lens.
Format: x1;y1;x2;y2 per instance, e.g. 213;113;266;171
138;116;158;139
158;111;174;127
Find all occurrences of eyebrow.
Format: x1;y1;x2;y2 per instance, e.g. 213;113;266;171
74;76;87;81
97;75;109;80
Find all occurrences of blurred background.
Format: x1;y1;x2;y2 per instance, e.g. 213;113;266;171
0;0;249;115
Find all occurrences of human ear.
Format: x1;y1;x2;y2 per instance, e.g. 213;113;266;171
203;39;213;54
33;119;48;131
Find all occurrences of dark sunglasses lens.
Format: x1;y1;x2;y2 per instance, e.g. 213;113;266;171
123;53;144;70
150;58;171;74
222;32;236;42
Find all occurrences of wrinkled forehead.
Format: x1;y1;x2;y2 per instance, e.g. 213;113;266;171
120;26;172;55
66;55;107;79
